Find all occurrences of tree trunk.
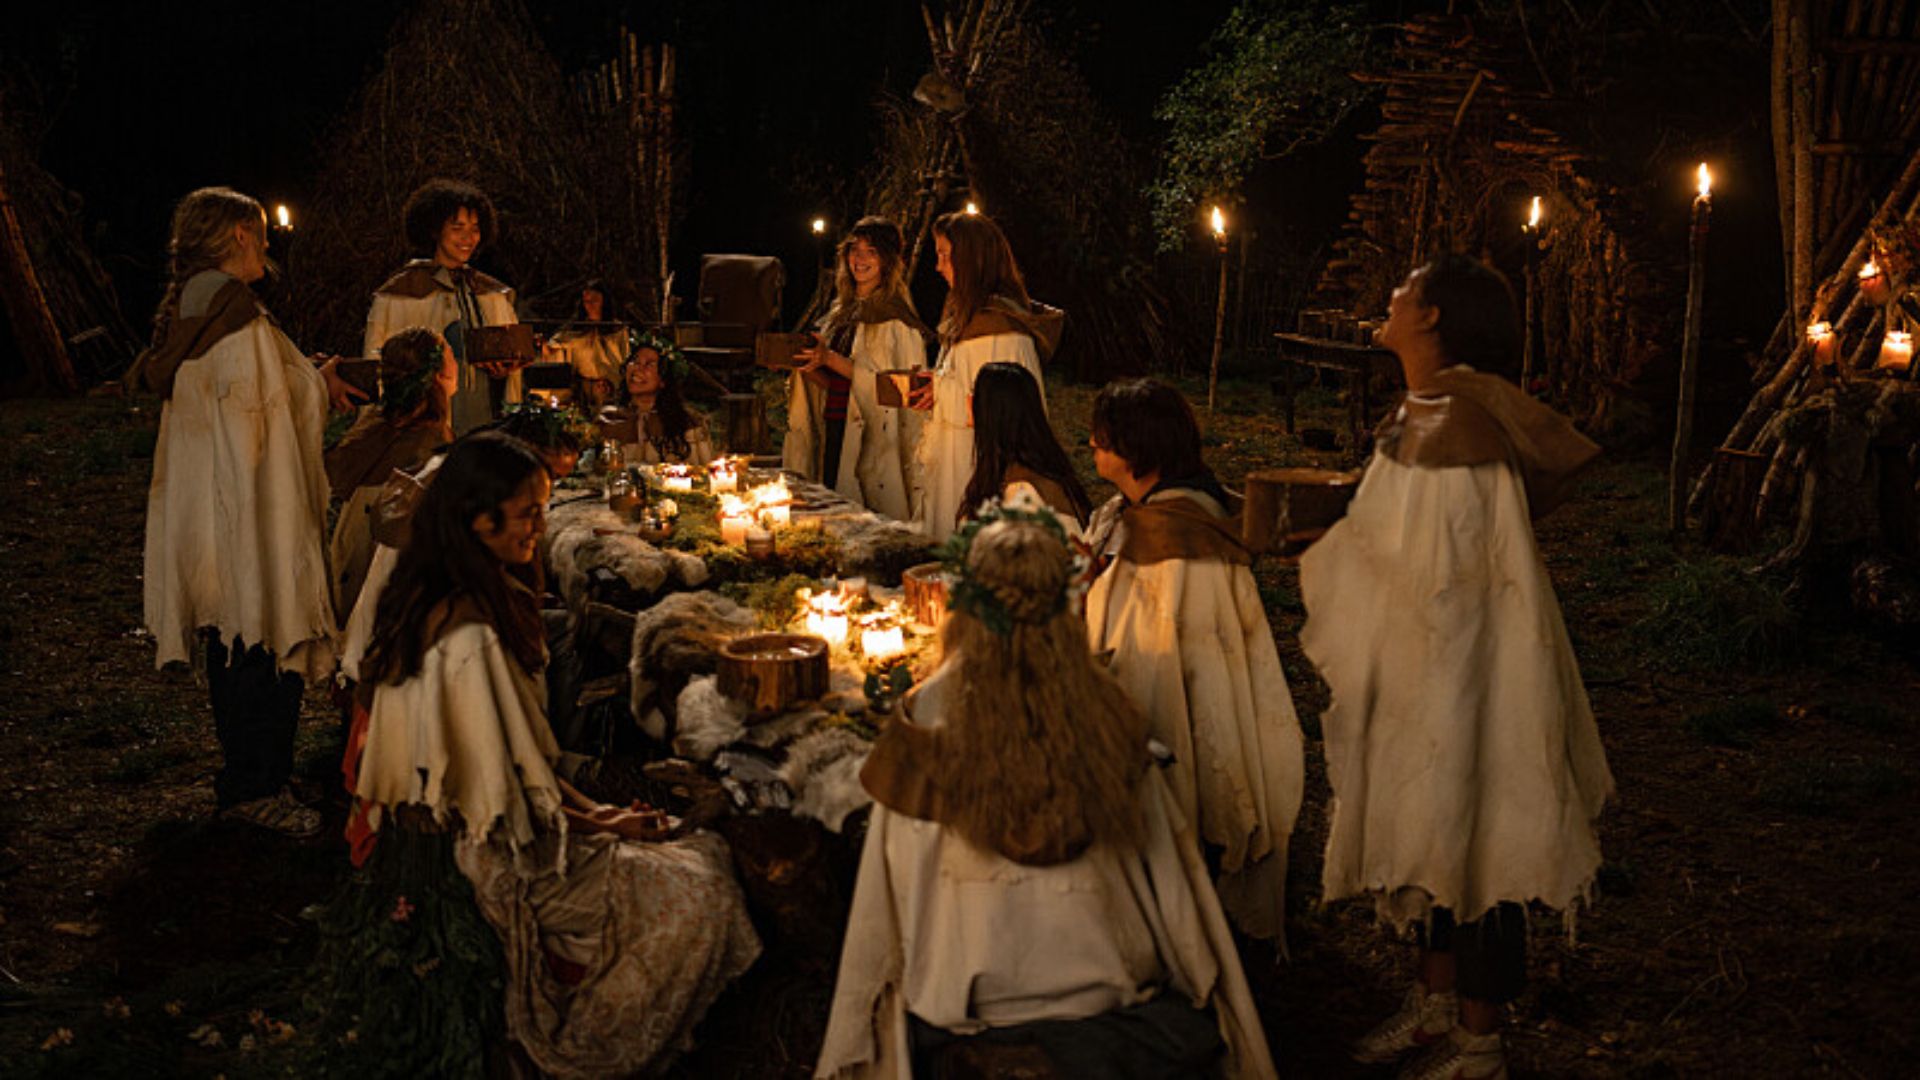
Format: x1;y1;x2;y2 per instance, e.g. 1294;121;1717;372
1790;0;1817;322
0;149;78;395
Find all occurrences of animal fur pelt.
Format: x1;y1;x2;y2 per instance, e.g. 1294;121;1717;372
673;676;749;761
779;727;872;833
629;591;757;741
548;498;710;612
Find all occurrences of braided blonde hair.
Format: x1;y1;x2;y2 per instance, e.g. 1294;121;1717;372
144;187;265;356
929;519;1147;855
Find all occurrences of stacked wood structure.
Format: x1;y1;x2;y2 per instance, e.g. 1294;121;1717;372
0;90;139;394
1310;12;1679;432
1688;1;1920;606
574;32;679;324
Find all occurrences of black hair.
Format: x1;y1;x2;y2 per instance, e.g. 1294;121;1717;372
623;345;698;462
402;179;498;258
962;363;1091;525
1414;254;1522;381
1090;378;1205;484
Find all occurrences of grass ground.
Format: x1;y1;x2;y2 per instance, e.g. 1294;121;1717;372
0;376;1916;1077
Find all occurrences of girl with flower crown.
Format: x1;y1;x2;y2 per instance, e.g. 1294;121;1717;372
818;496;1276;1080
597;331;715;467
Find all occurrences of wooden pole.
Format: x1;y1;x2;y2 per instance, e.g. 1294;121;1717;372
1771;0;1796;309
1207;232;1229;416
1670;183;1712;534
1789;0;1816;321
0;149;78;395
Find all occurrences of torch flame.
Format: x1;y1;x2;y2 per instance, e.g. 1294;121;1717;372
274;204;291;229
811;217;826;235
1209;206;1226;237
964;201;979;215
1695;163;1712;199
1527;196;1542;230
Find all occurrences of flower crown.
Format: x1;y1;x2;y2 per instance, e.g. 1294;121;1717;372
628;328;691;385
379;340;442;416
936;486;1092;637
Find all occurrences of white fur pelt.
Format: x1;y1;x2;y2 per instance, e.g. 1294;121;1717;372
629;591;758;741
779;727;872;833
547;498;710;612
672;676;749;761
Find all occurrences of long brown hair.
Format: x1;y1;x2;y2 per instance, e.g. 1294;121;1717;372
362;433;549;684
924;520;1146;854
961;362;1091;525
143;187;265;356
932;212;1030;345
821;216;914;339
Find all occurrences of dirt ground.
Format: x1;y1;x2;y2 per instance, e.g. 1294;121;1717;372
1;381;1916;1077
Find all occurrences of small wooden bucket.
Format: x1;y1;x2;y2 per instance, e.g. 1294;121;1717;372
902;562;953;629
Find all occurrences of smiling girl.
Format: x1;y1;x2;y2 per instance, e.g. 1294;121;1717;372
782;216;931;519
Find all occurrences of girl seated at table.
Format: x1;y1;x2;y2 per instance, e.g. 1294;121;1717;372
817;497;1275;1080
324;327;457;622
959;361;1091;535
597;331;714;467
540;279;627;413
352;433;760;1076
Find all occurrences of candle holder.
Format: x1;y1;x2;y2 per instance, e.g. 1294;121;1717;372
1859;261;1892;307
1875;329;1913;373
1806;321;1837;369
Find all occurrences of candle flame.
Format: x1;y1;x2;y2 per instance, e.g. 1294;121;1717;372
274;204;291;229
1209;206;1226;237
964;201;979;215
1806;320;1832;342
1527;196;1542;230
1695;163;1711;198
1860;260;1881;280
1890;330;1912;345
811;217;826;235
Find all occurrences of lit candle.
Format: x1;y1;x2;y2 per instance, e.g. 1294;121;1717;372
964;201;979;216
274;204;293;231
860;624;906;662
811;217;827;236
761;503;791;527
799;589;851;647
661;464;694;493
708;458;739;493
718;494;753;546
750;477;793;527
1859;259;1891;306
1876;330;1912;372
1525;196;1542;233
1806;321;1836;367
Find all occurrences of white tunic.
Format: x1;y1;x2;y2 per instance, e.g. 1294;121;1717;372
1300;452;1613;927
364;271;520;436
143;309;337;680
815;666;1276;1080
910;332;1043;541
783;318;927;521
1085;490;1304;944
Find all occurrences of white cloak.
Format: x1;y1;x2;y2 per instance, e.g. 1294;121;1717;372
1085;489;1304;944
143;315;337;680
815;666;1277;1080
1299;453;1612;927
365;275;520;436
783;318;926;521
910;332;1043;541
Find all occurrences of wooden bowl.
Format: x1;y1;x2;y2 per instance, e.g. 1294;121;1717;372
1242;467;1361;556
717;633;829;716
902;562;954;628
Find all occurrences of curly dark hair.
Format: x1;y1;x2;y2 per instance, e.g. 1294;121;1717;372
402;179;497;258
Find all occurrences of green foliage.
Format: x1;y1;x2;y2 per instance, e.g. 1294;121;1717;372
720;573;823;630
1632;557;1800;671
1148;1;1373;251
306;828;505;1080
1684;697;1779;748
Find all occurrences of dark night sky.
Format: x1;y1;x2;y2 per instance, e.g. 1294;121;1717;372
4;0;1780;373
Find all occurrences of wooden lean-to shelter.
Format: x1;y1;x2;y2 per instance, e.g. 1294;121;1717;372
1688;1;1920;620
0;81;140;395
1309;10;1685;435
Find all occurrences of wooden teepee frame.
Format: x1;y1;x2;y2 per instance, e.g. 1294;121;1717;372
1687;1;1920;537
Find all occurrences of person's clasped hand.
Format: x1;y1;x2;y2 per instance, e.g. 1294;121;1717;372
314;354;370;413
